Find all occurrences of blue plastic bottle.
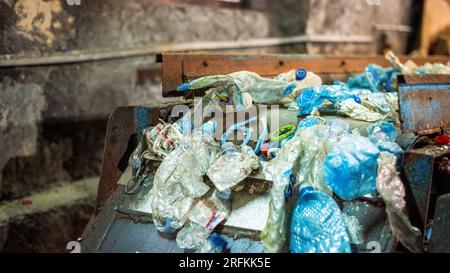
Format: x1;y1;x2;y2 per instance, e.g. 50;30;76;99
290;187;351;253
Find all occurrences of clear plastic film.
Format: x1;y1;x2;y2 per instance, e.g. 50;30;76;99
261;116;347;252
150;121;220;233
386;50;450;75
324;135;380;201
290;187;351;253
207;143;259;192
261;134;303;253
335;99;388;122
176;190;231;250
293;122;349;194
178;71;296;105
376;152;423;253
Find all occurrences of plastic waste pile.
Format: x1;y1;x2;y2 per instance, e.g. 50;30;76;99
127;51;449;253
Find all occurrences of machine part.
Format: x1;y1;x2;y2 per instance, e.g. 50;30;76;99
428;193;450;253
402;145;450;239
439;157;450;175
398;74;450;134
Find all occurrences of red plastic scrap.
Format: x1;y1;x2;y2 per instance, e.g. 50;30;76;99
435;135;450;145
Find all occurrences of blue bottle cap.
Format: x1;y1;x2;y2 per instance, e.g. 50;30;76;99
295;69;307;81
353;95;362;104
177;82;192;92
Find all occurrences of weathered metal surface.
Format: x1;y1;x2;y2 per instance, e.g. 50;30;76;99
160;53;450;96
96;103;190;212
429;193;450;253
98;218;184;253
342;201;396;253
398;74;450;134
402;145;450;237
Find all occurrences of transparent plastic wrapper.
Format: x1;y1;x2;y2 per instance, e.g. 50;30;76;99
335;99;387;122
261;134;303;253
151;121;220;233
324;135;380;201
207;142;259;192
176;190;231;249
386;50;450;75
290;187;351;253
376;152;423;253
262;117;348;252
347;64;398;92
178;71;296;105
143;121;185;160
293;120;349;194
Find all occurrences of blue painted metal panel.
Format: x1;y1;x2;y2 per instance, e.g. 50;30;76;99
398;75;450;133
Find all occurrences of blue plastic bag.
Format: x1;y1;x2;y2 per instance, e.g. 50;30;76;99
296;85;361;116
295;115;324;136
323;135;380;200
290;187;351;253
347;64;399;93
367;121;403;159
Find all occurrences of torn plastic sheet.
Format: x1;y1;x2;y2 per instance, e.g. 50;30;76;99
347;64;398;93
385;50;450;75
176;190;231;250
150;121;220;233
179;71;296;105
207;143;260;192
376;152;423;253
261;133;303;253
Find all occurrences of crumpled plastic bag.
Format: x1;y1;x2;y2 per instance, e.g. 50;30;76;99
179;71;296;105
150;121;220;233
274;69;323;108
386;50;450;75
336;98;388;122
294;108;326;136
296;84;361;116
262;116;348;252
207;142;260;192
290;187;351;253
176;190;231;250
261;133;303;253
324;135;380;201
347;64;398;92
294;120;349;193
178;70;322;106
376;152;423;253
367;121;403;159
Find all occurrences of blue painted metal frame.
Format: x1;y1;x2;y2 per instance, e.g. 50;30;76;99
398;74;450;134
